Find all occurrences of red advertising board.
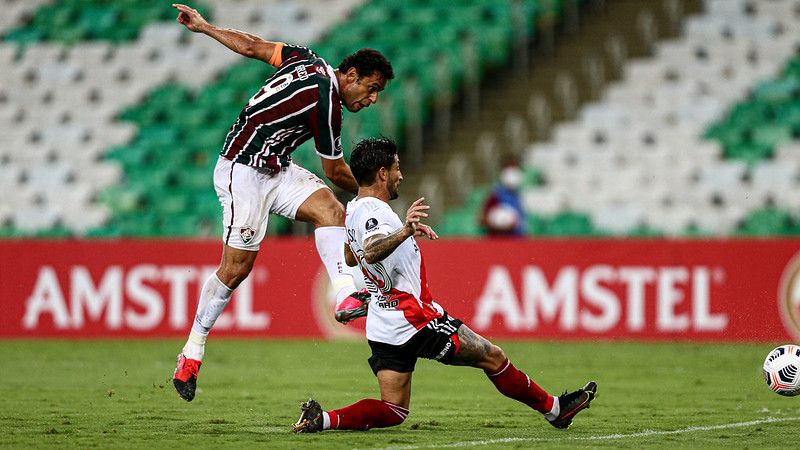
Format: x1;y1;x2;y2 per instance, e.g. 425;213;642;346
3;238;800;341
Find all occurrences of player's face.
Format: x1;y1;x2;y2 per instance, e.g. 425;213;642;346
341;69;387;112
386;156;402;200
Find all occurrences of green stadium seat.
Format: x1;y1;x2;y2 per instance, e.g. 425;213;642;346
705;123;745;148
738;207;794;235
106;142;153;167
3;28;45;45
221;59;276;91
437;207;482;236
727;102;770;126
527;213;548;235
79;7;120;39
96;186;147;214
544;211;596;235
774;102;800;127
137;126;181;149
753;78;799;105
175;169;211;191
100;23;140;42
724;141;772;165
751;123;793;149
266;215;292;236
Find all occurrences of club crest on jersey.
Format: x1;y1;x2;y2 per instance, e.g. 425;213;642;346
365;218;378;231
240;226;256;245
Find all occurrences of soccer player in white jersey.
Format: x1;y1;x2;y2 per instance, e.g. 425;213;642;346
170;4;393;401
292;138;596;433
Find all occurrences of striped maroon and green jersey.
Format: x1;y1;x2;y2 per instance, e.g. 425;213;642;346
220;43;343;169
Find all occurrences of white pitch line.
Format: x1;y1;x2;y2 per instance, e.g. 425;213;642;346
374;416;800;449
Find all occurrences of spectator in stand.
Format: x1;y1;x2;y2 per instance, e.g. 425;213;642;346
479;158;527;236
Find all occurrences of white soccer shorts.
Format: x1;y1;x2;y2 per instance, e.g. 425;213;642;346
213;156;329;251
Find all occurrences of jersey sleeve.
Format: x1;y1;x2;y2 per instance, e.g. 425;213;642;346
362;204;396;241
268;42;286;67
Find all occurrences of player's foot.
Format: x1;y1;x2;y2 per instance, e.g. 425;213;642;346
547;381;597;429
335;288;371;324
292;398;324;433
173;353;202;402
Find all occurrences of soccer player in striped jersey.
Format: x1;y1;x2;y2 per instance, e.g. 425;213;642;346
170;4;394;402
292;138;596;433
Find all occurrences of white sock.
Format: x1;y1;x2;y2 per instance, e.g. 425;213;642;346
182;273;233;361
544;396;560;421
315;226;357;303
322;412;331;430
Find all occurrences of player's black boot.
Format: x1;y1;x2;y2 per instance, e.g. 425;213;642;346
292;398;324;433
548;381;597;429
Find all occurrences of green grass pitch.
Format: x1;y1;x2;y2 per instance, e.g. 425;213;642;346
1;339;799;448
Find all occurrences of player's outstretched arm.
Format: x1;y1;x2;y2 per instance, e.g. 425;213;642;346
173;3;278;64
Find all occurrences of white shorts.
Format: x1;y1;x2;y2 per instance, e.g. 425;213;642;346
214;157;329;251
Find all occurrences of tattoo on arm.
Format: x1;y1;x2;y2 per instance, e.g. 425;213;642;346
363;228;411;263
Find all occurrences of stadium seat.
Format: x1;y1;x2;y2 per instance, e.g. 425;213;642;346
737;207;795;235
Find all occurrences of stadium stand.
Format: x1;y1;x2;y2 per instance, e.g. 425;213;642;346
2;0;800;238
1;0;545;238
438;0;800;237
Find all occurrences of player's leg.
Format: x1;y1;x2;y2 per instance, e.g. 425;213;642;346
451;324;555;413
451;324;596;428
293;370;411;433
173;158;267;401
293;340;414;433
182;244;257;361
279;165;362;320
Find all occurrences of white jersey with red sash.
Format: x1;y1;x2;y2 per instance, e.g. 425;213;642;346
345;197;444;345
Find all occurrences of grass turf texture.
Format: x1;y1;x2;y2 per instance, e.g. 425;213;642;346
0;340;798;448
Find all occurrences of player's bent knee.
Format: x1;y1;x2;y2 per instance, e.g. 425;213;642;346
488;344;507;366
319;200;345;226
298;190;345;227
217;263;253;289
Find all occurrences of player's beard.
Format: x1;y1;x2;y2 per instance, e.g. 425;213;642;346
387;180;399;200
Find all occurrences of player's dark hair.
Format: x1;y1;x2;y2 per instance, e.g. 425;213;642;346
338;48;394;81
350;137;398;186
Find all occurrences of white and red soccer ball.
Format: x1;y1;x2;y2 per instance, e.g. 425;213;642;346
764;344;800;396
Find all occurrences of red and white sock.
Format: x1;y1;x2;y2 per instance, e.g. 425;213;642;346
485;358;556;415
323;399;408;430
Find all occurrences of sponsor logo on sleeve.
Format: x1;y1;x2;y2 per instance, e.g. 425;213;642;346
365;218;378;231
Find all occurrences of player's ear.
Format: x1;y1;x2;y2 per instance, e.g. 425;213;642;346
346;67;359;83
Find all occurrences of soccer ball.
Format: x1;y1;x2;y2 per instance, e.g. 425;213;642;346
763;344;800;396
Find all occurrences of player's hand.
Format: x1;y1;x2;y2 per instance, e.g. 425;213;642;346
173;4;207;32
415;224;438;240
405;197;435;239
